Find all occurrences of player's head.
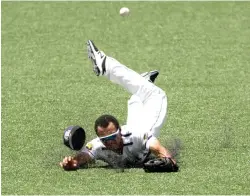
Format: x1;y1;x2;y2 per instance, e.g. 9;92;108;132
95;114;122;151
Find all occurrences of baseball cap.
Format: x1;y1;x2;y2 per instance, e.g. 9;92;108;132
63;125;86;150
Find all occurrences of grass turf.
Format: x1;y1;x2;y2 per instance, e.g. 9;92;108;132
1;1;250;195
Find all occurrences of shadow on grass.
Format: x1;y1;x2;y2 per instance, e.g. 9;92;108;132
42;140;182;173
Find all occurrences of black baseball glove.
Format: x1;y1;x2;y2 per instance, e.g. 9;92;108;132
143;157;179;173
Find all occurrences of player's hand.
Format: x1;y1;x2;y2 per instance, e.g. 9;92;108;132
60;156;79;171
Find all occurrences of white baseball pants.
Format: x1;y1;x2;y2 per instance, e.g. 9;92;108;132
103;56;167;137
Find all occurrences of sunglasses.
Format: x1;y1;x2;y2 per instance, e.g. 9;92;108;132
99;129;120;142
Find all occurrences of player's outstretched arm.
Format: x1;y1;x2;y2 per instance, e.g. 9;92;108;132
148;138;176;164
59;152;92;171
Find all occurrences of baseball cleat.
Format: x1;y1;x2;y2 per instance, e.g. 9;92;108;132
87;40;106;76
141;70;159;83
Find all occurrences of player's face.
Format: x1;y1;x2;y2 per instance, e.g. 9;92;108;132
97;122;122;151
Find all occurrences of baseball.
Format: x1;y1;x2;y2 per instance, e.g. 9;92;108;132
119;7;130;16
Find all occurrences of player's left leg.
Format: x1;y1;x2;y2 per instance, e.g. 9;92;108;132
126;71;160;129
141;92;167;137
127;71;167;137
126;95;143;127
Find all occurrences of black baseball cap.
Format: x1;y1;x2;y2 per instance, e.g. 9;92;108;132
63;125;86;150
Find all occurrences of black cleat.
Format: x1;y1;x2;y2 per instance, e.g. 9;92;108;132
87;40;106;76
141;70;159;83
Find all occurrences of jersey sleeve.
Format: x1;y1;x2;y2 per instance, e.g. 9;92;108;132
132;130;156;151
145;135;157;150
80;137;105;159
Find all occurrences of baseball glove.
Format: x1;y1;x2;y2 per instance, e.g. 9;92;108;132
143;157;179;173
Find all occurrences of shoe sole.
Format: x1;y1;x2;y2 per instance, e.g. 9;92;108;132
87;40;100;76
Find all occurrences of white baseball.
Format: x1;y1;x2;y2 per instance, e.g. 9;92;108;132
119;7;130;16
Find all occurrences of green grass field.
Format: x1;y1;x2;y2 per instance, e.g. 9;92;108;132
1;1;250;195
